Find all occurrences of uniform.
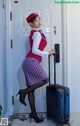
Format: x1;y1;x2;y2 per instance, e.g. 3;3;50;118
22;30;49;86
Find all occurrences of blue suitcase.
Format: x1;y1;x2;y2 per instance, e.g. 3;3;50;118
46;50;70;126
56;84;70;123
46;85;65;124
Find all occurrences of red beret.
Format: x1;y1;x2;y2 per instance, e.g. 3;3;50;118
26;13;38;23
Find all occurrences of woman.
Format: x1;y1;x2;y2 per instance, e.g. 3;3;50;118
17;13;55;123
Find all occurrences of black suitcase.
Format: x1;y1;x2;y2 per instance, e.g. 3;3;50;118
46;44;70;126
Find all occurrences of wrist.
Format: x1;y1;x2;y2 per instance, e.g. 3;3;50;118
48;51;51;55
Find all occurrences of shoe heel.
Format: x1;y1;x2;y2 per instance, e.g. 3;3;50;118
29;113;43;123
29;114;32;122
30;117;31;122
16;91;19;96
16;89;27;106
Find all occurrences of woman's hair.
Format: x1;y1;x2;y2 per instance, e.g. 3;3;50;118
30;15;39;23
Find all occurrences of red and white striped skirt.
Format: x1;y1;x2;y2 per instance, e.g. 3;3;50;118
22;57;48;86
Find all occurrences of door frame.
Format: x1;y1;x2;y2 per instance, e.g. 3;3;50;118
6;0;68;115
61;4;69;86
6;0;13;116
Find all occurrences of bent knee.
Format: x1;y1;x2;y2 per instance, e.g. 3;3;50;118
44;78;49;84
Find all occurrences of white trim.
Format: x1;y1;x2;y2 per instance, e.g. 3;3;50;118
61;4;68;86
6;0;13;115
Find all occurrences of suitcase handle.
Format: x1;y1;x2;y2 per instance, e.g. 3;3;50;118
48;54;56;86
48;44;60;86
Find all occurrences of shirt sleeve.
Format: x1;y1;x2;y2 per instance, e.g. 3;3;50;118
32;31;49;57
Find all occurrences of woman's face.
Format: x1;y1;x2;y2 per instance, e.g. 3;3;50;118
30;16;41;29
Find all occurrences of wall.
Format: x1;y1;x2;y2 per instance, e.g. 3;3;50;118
0;0;7;116
67;4;80;112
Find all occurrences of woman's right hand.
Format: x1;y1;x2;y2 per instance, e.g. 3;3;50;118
48;49;56;55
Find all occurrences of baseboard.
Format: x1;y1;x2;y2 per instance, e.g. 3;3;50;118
3;110;13;117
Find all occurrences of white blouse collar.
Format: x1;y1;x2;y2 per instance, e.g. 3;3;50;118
32;28;40;31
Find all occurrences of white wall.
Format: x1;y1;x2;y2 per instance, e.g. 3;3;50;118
0;0;7;116
67;5;80;112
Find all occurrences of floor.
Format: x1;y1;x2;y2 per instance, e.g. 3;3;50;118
8;113;80;126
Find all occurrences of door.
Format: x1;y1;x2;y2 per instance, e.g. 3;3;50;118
11;0;62;113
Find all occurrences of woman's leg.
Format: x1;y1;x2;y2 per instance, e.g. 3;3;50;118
28;90;43;123
24;78;49;94
28;90;36;114
17;78;48;106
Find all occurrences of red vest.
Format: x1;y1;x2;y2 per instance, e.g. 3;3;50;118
26;30;47;62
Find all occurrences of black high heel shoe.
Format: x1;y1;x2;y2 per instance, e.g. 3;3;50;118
29;112;43;123
16;89;27;106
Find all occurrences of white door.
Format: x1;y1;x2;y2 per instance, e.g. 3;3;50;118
11;0;62;113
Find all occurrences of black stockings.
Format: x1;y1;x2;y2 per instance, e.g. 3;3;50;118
24;78;49;94
28;90;36;114
27;78;48;113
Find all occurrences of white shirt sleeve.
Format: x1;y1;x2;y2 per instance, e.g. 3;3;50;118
32;32;49;57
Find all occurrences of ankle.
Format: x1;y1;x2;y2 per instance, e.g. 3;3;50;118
29;112;43;123
30;112;37;116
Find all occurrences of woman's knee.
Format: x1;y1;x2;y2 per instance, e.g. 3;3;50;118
44;78;49;84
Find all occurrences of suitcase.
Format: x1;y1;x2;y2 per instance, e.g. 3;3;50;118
46;85;65;124
46;44;70;126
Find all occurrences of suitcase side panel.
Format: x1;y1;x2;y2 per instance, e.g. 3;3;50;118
56;84;70;122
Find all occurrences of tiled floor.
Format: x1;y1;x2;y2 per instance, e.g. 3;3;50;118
10;113;80;126
12;118;55;126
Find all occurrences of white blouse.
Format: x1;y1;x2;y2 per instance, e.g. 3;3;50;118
32;31;49;57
